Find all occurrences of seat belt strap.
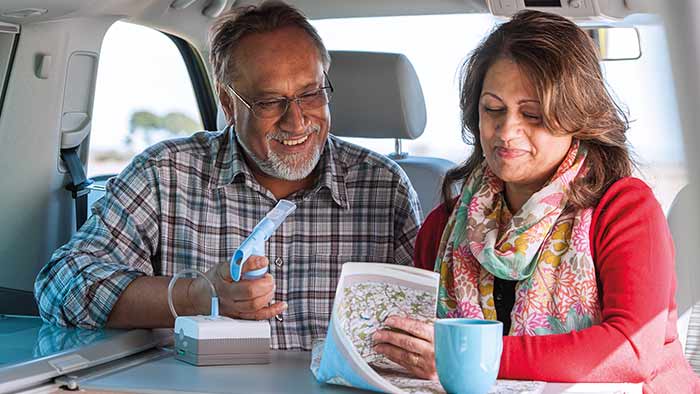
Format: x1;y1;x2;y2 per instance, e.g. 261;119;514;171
60;147;93;230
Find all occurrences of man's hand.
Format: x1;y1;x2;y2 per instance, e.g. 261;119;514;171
373;316;438;380
190;256;287;320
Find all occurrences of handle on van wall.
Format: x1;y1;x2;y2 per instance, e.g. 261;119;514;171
60;112;90;149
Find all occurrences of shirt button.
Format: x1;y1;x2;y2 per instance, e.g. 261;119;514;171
495;293;503;302
274;257;284;267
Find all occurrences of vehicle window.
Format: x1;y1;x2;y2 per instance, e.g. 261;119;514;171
312;15;686;212
601;24;687;212
89;21;203;177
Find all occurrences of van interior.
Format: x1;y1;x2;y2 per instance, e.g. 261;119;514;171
0;0;698;392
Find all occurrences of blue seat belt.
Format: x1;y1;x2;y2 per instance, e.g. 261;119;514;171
60;147;94;230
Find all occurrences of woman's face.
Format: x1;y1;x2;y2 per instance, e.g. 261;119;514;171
479;58;572;190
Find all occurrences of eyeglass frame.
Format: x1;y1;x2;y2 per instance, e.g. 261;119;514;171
225;71;334;119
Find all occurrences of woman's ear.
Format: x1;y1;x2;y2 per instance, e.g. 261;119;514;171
216;83;236;125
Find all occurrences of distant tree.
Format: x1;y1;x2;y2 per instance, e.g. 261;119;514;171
128;110;161;146
162;112;200;135
126;110;200;149
129;110;161;133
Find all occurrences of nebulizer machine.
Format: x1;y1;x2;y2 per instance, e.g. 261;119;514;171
168;200;296;366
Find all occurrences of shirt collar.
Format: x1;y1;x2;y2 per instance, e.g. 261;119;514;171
209;127;348;209
313;136;348;209
207;126;252;188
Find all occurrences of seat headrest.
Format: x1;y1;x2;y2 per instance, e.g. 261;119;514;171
215;50;427;139
328;50;426;140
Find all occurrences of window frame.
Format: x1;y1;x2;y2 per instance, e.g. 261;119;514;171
166;33;217;131
0;26;20;117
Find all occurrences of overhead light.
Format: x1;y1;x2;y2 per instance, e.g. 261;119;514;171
2;8;48;19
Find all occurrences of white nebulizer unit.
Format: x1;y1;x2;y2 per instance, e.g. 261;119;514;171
174;315;272;366
169;200;296;366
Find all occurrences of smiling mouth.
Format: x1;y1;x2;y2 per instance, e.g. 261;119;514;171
273;134;311;147
280;135;309;146
495;147;528;158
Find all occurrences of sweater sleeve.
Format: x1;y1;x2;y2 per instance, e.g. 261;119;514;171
498;177;676;383
414;202;452;271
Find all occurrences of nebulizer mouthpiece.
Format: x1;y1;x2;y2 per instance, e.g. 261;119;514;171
230;199;296;282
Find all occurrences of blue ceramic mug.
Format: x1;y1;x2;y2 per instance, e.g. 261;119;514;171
434;319;503;394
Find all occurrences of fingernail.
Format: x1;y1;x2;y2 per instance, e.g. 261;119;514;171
281;302;288;310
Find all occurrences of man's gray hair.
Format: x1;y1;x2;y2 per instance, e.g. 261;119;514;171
208;0;331;87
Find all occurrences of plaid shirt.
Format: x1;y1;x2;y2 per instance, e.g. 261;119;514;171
35;129;421;350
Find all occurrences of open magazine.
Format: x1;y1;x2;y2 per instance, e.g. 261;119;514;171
310;262;545;394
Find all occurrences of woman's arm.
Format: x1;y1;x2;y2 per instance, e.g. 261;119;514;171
499;178;675;382
414;202;452;271
384;179;677;383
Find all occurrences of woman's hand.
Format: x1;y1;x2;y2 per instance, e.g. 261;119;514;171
372;315;438;380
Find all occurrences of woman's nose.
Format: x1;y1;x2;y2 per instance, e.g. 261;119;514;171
495;112;525;141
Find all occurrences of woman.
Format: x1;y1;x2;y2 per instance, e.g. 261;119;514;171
372;10;699;392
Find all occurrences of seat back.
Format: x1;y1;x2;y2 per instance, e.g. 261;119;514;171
327;50;455;217
686;301;700;374
666;184;700;374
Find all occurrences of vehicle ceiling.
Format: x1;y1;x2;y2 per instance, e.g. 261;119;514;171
0;0;489;53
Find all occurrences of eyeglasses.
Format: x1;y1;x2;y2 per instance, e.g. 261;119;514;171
226;73;334;119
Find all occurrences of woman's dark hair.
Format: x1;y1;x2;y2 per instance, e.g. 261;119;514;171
442;10;633;211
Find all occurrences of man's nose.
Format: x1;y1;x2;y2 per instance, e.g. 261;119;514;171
278;100;308;132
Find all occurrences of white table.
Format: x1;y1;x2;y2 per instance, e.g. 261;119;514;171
73;349;641;394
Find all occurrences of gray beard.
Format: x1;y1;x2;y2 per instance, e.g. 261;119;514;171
236;126;324;181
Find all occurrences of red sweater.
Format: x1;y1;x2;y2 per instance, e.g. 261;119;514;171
415;177;700;393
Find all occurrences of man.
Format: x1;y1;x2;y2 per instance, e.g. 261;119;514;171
34;0;421;350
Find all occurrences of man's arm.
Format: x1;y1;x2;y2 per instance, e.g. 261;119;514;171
106;258;285;328
34;157;162;328
105;276;194;328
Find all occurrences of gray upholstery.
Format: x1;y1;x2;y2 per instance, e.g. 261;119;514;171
666;184;700;373
328;50;453;217
667;184;700;315
328;50;426;140
393;156;457;215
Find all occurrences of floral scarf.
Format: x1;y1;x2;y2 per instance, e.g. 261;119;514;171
435;141;601;335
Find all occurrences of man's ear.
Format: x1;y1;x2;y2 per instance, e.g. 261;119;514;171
216;83;236;125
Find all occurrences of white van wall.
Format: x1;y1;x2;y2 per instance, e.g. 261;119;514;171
0;16;116;314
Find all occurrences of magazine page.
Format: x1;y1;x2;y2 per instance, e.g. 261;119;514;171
312;262;439;393
310;262;546;394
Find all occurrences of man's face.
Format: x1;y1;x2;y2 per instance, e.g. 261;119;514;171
224;26;330;181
